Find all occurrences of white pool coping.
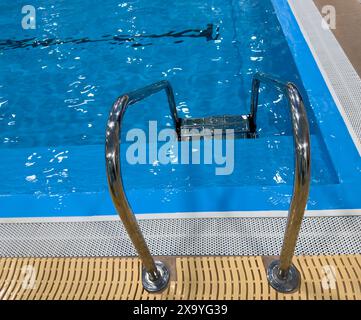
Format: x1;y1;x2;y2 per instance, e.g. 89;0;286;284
0;208;360;224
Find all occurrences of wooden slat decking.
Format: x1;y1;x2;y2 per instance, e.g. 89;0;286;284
0;255;360;300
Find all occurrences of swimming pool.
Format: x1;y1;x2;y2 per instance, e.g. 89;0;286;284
0;0;360;218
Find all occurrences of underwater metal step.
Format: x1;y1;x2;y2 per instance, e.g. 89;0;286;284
179;114;257;140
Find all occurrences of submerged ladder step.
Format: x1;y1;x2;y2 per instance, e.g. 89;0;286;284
179;114;256;140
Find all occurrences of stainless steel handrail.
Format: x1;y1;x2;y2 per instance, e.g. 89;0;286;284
106;75;310;293
250;72;311;293
105;80;180;292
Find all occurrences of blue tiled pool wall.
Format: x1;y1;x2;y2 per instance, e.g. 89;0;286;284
271;0;361;205
0;0;359;217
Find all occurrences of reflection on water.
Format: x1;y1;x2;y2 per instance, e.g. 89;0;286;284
0;0;337;203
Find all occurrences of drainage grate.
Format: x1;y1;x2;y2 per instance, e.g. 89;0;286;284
0;216;360;257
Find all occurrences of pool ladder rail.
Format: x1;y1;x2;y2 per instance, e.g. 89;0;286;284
105;72;311;293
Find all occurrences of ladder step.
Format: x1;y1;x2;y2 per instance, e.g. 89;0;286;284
179;114;256;140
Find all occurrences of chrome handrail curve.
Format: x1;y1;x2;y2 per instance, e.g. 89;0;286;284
250;72;311;293
105;80;180;292
106;75;310;293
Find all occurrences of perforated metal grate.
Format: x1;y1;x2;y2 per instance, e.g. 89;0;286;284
0;216;360;257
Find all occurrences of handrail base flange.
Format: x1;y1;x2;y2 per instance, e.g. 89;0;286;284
267;260;300;294
142;261;170;293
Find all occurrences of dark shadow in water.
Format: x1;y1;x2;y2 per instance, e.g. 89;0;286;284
0;23;220;51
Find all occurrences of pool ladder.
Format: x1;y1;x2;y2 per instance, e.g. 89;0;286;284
105;72;311;293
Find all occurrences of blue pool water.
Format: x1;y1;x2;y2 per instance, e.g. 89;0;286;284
0;0;359;217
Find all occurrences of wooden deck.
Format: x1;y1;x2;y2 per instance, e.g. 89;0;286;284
1;255;360;300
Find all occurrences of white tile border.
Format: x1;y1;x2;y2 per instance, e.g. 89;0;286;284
1;208;361;223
